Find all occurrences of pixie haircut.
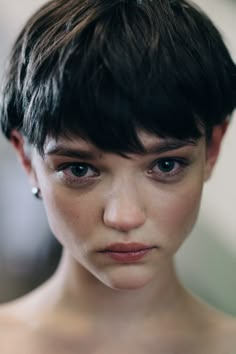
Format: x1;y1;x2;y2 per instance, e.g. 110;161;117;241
1;0;236;154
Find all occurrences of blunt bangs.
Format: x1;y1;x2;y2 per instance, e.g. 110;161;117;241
1;0;236;154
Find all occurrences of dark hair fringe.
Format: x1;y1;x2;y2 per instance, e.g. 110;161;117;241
1;0;236;154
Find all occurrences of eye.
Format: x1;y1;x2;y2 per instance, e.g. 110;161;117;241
57;162;99;185
156;159;176;173
147;157;189;182
69;164;95;178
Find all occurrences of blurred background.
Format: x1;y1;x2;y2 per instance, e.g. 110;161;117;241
0;0;236;314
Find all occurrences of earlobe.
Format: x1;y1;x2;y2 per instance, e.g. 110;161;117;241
204;120;229;181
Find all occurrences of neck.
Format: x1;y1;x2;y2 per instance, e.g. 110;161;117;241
48;250;186;327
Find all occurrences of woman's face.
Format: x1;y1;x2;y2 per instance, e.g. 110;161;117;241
19;129;223;290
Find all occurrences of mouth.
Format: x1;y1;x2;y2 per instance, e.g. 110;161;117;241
98;243;157;263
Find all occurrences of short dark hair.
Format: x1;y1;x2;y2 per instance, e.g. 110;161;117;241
1;0;236;154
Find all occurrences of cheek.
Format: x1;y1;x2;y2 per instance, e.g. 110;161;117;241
148;178;204;253
40;182;101;249
168;186;202;234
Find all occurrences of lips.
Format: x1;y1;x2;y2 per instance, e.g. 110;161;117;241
103;242;152;253
98;243;156;262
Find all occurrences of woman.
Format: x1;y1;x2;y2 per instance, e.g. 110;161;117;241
0;0;236;352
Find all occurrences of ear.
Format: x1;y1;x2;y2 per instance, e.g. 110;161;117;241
10;130;38;186
204;120;229;181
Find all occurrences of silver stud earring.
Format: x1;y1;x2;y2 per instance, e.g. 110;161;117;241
32;187;42;200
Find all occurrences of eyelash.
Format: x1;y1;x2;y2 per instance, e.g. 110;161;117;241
56;158;190;186
56;163;99;186
148;158;190;181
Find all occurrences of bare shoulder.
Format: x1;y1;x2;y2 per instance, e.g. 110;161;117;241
177;290;236;354
212;311;236;352
0;292;38;329
0;300;24;330
187;294;236;353
0;284;56;354
0;300;31;354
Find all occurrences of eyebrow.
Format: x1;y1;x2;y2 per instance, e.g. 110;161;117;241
44;139;197;159
143;139;197;154
45;145;102;160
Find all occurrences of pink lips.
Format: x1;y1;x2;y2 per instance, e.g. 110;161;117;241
99;243;155;263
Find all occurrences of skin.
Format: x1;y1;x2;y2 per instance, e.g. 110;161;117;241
1;123;236;353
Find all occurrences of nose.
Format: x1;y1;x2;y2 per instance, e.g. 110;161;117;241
103;182;146;233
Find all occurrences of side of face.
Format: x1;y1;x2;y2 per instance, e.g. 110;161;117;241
10;124;228;290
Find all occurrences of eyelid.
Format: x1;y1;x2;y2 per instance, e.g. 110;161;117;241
55;161;100;185
147;157;191;180
56;161;98;172
150;156;190;169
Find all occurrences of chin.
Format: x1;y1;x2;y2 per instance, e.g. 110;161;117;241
102;266;155;291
